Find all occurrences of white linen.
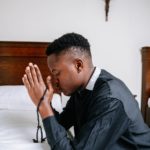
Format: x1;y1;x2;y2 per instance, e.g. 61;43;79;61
148;98;150;108
0;143;49;150
0;85;63;149
0;86;35;110
0;85;62;112
0;109;50;150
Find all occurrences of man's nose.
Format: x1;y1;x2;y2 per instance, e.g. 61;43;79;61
51;77;59;86
52;76;58;82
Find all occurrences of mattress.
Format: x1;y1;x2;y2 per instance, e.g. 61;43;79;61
0;85;65;150
0;109;50;150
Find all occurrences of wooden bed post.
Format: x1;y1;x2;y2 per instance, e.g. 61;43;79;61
141;47;150;126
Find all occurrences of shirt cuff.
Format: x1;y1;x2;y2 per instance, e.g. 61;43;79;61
43;116;67;149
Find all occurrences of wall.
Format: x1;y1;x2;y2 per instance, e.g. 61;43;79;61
0;0;150;107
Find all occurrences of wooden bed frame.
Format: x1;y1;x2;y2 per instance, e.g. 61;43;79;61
0;41;50;85
141;47;150;126
0;42;149;126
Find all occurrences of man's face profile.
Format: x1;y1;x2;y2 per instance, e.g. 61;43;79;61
47;51;83;96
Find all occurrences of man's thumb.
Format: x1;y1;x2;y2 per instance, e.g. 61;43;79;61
46;76;53;92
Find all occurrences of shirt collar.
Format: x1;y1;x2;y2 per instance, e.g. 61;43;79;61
86;67;101;91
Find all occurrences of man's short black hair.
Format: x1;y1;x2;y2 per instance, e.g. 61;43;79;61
46;33;91;57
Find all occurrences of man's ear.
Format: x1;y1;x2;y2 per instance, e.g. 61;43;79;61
74;58;83;73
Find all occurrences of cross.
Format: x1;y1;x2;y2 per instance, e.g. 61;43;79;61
105;0;111;21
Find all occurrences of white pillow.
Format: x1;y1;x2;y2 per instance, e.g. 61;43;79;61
0;85;35;110
0;85;62;112
148;98;150;108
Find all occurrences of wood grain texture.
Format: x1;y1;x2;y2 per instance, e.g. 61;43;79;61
141;47;150;126
0;41;50;85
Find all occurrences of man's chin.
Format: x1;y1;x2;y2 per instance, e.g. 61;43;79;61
63;92;71;96
62;91;72;96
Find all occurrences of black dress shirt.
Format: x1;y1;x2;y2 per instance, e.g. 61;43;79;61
43;69;150;150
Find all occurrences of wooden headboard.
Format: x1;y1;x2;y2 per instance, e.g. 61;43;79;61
141;47;150;126
0;41;50;85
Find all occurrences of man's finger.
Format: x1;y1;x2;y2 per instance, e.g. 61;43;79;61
25;66;34;87
22;74;31;90
46;76;54;93
29;63;38;84
34;64;44;83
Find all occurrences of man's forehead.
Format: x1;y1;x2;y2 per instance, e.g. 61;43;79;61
47;54;59;68
47;53;68;68
47;53;59;61
48;52;75;63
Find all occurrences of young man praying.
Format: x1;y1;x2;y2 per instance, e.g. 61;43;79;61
22;33;150;150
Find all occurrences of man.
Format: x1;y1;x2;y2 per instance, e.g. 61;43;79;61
22;33;150;150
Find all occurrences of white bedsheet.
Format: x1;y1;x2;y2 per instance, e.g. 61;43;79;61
0;109;50;150
0;143;49;150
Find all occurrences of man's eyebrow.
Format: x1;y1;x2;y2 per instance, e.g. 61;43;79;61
49;69;56;75
51;69;60;74
51;69;58;72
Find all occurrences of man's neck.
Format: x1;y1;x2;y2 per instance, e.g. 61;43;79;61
82;66;96;89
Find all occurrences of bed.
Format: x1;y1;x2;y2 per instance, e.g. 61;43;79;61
141;46;150;127
0;41;51;150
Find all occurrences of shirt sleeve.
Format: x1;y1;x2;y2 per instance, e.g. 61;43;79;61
43;97;130;150
54;96;75;130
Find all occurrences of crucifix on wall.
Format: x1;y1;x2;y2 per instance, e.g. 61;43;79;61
104;0;111;21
